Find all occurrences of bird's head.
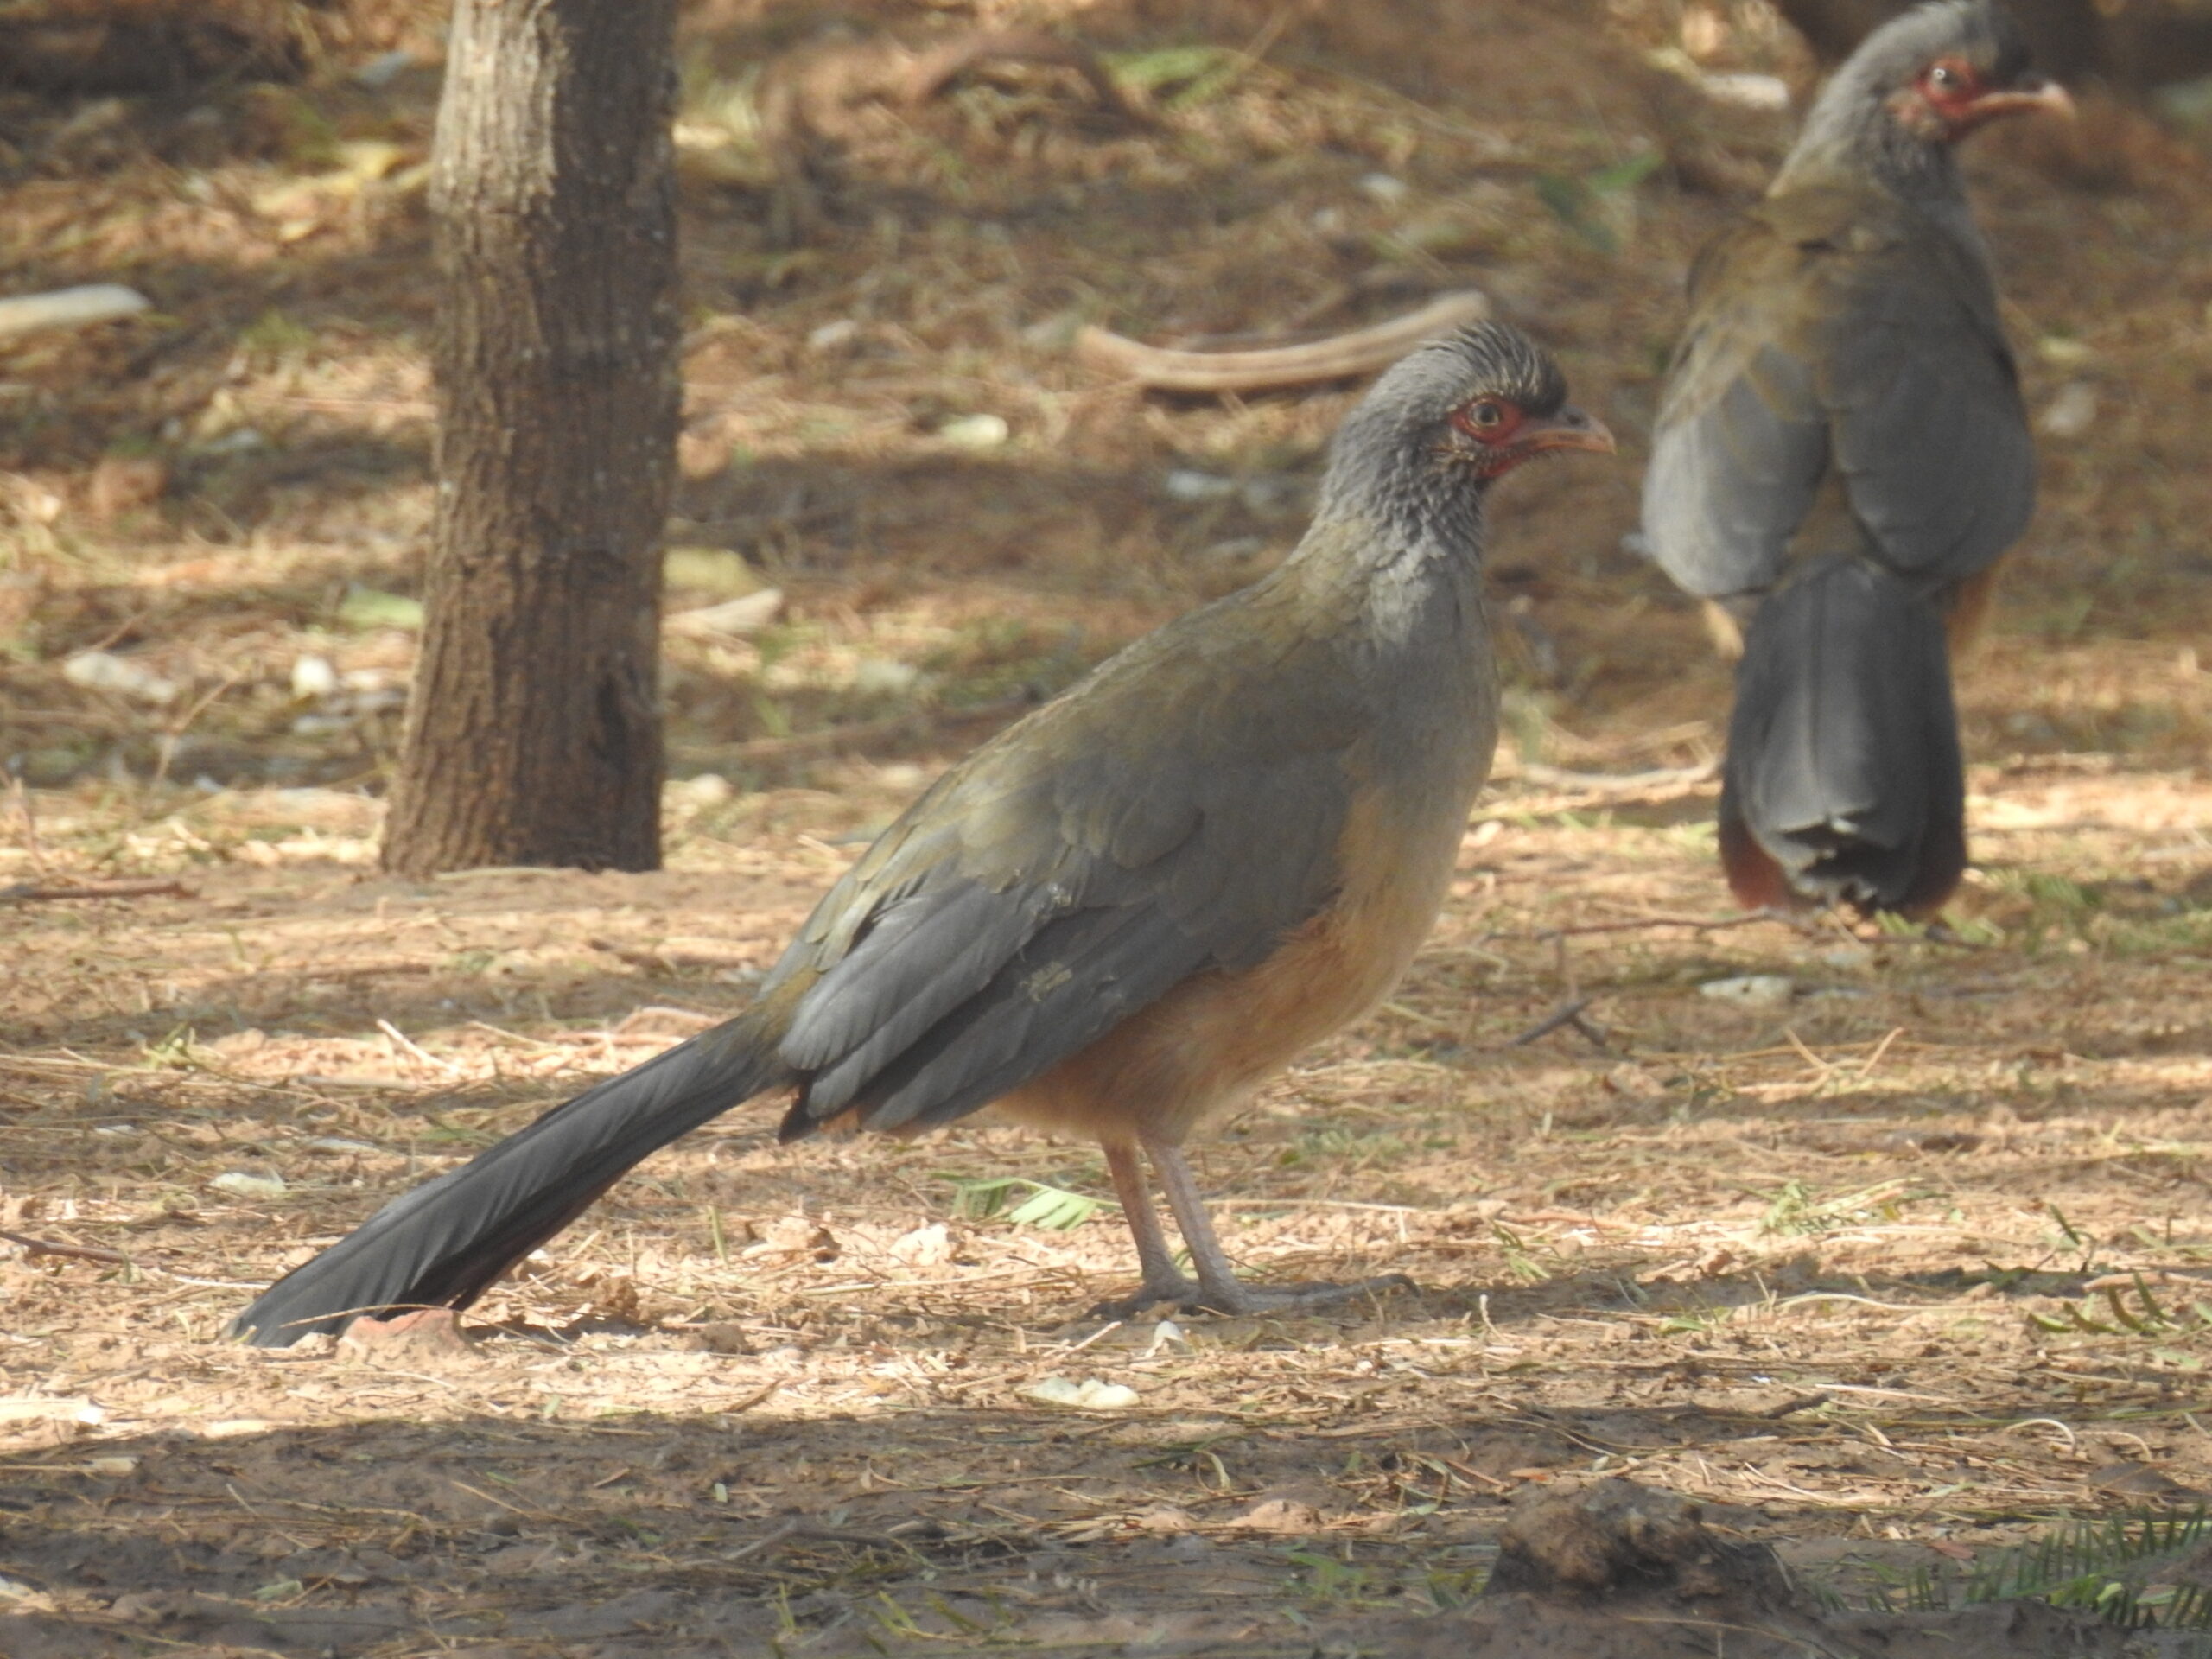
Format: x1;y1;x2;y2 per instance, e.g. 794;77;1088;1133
1431;323;1616;481
1333;321;1611;494
1801;1;2069;172
1881;1;2072;142
1315;321;1611;562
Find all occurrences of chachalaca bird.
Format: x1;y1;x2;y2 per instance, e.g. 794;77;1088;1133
230;322;1612;1346
1641;0;2069;917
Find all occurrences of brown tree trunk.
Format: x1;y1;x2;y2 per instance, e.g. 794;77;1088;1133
383;0;681;877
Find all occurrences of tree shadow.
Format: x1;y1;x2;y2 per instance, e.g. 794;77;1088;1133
0;2;1675;803
0;1361;2147;1657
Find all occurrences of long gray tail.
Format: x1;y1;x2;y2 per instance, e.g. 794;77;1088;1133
1719;555;1965;918
229;1009;792;1347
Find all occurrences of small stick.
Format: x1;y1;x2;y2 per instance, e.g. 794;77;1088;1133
2085;1270;2212;1292
721;1513;918;1563
7;773;48;874
1506;997;1589;1046
376;1018;461;1077
0;1228;128;1265
1782;1027;1832;1077
724;1518;802;1563
1;878;192;904
1914;919;1988;950
1507;911;1796;941
0;284;149;340
1508;760;1719;794
1858;1026;1904;1078
148;666;245;798
1431;1453;1514;1491
1505;996;1610;1052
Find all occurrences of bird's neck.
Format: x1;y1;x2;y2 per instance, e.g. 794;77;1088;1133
1287;488;1487;654
1312;435;1486;569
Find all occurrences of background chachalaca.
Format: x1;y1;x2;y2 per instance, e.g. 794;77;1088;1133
230;321;1612;1346
1641;0;2068;917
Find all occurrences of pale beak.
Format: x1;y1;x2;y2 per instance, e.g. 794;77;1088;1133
1515;405;1615;457
1970;74;2075;122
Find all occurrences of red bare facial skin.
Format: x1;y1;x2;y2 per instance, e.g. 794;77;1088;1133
1449;402;1614;478
1893;55;2074;143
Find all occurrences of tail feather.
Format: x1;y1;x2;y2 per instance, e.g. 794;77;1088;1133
229;1009;793;1347
1722;555;1966;918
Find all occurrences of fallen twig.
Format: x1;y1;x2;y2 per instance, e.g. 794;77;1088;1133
0;283;149;340
6;773;47;874
0;1228;129;1265
147;666;246;798
1;878;192;904
588;939;759;976
1075;290;1491;393
725;1513;925;1564
1749;1390;1833;1420
1541;912;1785;938
2084;1269;2212;1292
1506;759;1719;795
376;1018;461;1077
1914;919;1990;950
1504;996;1611;1052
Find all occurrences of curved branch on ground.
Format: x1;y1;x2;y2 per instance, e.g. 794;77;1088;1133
1073;290;1493;393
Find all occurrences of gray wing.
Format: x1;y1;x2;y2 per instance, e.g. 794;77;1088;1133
766;590;1363;1137
1815;222;2035;579
1643;184;2034;601
1643;219;1830;599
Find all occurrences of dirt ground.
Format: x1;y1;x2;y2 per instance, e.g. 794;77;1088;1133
5;1;2212;1654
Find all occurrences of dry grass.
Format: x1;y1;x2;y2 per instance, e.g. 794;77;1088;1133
9;764;2212;1654
4;1;2212;1654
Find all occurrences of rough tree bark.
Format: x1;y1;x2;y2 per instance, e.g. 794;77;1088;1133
383;0;681;876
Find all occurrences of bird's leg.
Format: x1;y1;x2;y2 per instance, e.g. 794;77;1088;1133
1143;1136;1415;1316
1086;1141;1204;1319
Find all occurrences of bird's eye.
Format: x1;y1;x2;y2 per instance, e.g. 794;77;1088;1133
1921;58;1979;101
1451;397;1523;446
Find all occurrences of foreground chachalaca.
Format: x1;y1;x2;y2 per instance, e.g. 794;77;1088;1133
1642;0;2068;917
232;322;1611;1345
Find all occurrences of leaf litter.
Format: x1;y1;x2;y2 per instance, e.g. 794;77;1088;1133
5;0;2212;1651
